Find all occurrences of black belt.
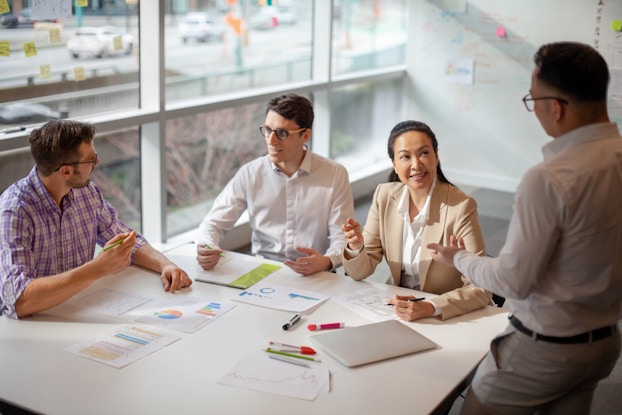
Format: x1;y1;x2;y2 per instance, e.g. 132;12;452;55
509;315;617;344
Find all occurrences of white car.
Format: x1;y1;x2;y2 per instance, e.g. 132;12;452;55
67;26;135;59
178;12;224;43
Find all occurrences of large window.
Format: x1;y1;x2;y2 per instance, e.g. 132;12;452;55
332;0;408;75
165;101;268;237
0;1;140;123
0;1;409;246
165;1;313;103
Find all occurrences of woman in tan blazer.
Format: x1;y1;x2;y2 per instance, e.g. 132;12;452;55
342;121;492;321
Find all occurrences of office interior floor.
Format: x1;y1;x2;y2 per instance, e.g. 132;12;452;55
348;184;621;415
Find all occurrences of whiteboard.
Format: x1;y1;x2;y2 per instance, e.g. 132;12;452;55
405;0;622;192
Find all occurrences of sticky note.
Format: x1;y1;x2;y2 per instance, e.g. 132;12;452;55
0;41;9;57
40;64;51;80
76;0;88;6
23;42;37;57
495;27;506;37
74;66;86;81
0;0;9;15
112;35;123;51
612;20;622;31
49;28;62;43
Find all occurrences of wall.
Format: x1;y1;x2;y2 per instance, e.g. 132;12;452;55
406;0;622;192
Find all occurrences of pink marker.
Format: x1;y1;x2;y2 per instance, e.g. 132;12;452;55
307;322;345;331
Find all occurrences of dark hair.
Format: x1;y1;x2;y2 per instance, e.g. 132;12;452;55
29;120;96;176
534;42;609;102
387;120;452;185
265;93;314;129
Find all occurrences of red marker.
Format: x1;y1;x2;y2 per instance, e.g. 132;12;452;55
307;322;345;331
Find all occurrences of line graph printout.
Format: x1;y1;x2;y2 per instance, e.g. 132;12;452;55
331;288;399;322
218;352;329;400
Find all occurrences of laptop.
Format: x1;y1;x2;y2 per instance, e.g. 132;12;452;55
310;319;437;367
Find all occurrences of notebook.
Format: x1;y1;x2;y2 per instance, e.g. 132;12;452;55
310;319;437;367
166;248;281;289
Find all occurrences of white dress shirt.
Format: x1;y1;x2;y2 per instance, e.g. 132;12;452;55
454;122;622;336
196;149;354;268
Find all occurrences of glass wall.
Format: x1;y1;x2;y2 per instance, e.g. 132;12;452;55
0;0;139;123
165;0;313;103
332;0;408;75
330;77;404;174
165;101;267;237
1;1;409;245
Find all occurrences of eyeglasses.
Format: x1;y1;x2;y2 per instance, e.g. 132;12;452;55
522;93;569;112
259;125;306;141
54;152;99;171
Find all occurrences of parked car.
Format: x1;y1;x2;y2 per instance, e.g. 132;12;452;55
67;26;135;59
249;7;279;30
0;103;60;124
178;12;224;43
0;7;61;29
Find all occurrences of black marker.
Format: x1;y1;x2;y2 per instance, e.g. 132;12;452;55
386;297;426;306
282;313;301;330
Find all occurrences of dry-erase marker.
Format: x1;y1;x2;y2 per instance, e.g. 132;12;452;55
385;296;426;306
307;322;344;331
266;349;320;362
103;239;125;252
269;354;311;368
203;243;225;258
282;313;301;330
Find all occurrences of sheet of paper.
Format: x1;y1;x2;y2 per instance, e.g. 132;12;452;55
233;281;329;312
64;288;154;319
168;249;280;288
218;351;329;401
65;325;180;369
331;288;398;322
135;297;236;333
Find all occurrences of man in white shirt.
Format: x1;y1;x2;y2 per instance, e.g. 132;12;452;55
195;94;354;275
429;42;622;414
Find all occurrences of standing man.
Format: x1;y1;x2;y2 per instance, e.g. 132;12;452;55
429;42;622;414
196;93;354;275
0;120;192;319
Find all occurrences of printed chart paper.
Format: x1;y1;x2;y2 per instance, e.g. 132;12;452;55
233;281;329;312
331;288;399;322
66;325;180;368
218;351;329;401
136;297;235;333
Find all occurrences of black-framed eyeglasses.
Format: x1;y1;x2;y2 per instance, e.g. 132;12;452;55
259;125;306;141
54;152;99;172
522;93;569;112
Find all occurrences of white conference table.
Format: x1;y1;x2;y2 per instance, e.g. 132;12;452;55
0;243;509;415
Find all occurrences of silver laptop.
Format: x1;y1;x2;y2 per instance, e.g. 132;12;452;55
310;319;437;367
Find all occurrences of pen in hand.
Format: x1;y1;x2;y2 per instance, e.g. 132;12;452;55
203;244;225;258
103;238;125;252
386;296;426;306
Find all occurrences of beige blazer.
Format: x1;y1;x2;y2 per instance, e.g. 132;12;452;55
343;181;492;320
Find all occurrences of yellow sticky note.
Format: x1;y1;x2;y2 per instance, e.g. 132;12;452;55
76;0;88;6
0;0;9;15
112;35;123;51
612;20;622;31
49;28;62;43
40;64;51;80
0;41;9;57
23;42;37;57
74;66;86;81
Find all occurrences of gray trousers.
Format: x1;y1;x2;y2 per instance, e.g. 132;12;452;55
460;323;621;415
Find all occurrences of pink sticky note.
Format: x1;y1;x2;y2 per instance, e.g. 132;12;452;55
495;27;506;37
